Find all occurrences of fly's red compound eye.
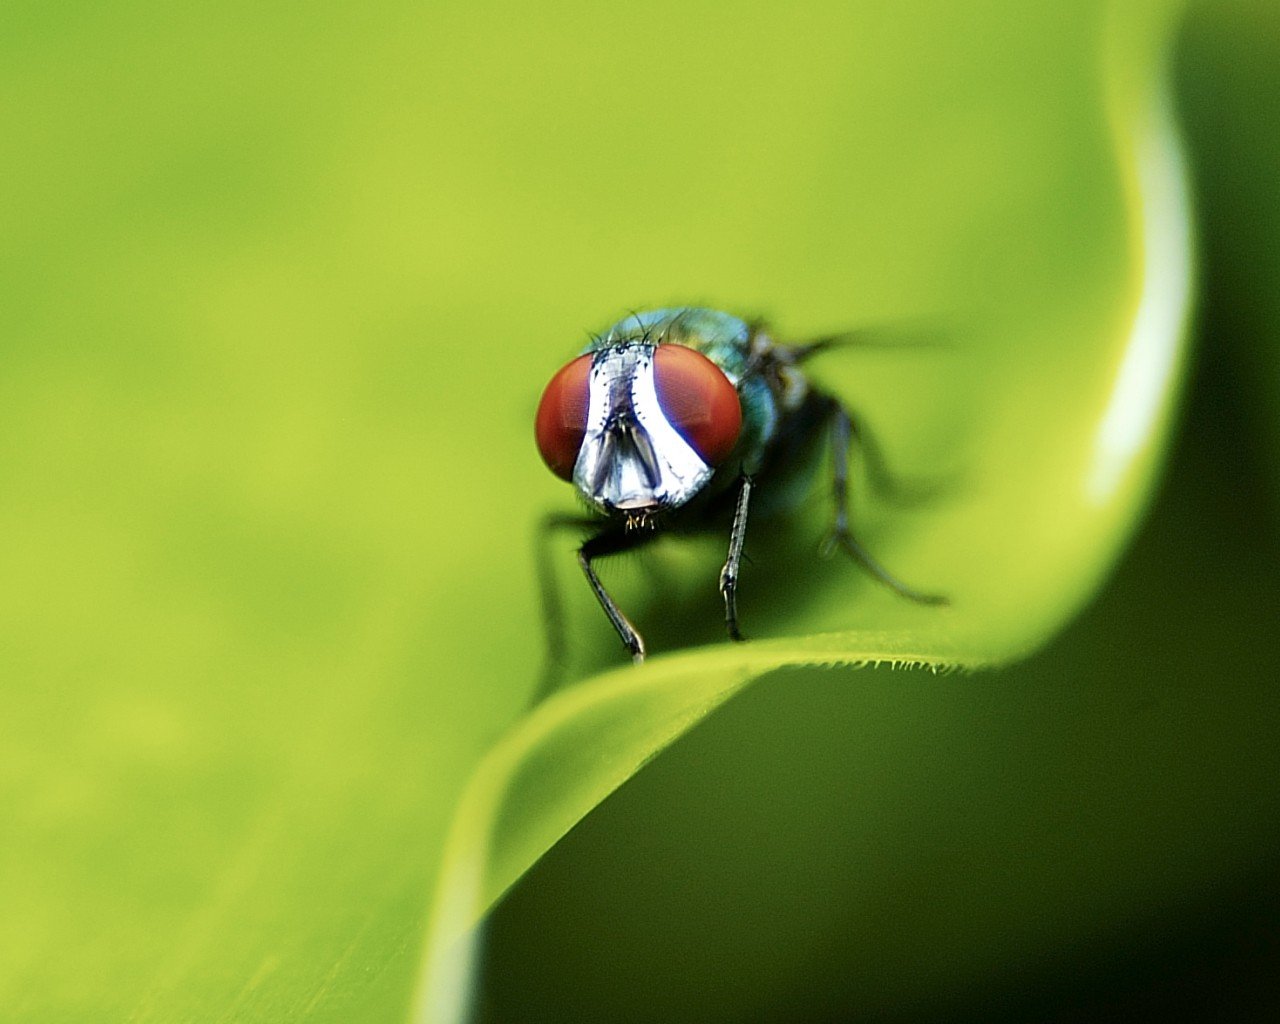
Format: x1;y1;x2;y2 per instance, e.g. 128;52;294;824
535;354;593;480
653;344;742;466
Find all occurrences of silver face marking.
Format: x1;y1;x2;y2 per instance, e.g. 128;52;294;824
572;344;713;513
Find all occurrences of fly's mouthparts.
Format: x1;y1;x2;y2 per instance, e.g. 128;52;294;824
624;508;657;531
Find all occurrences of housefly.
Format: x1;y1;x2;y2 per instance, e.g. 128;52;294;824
535;307;944;666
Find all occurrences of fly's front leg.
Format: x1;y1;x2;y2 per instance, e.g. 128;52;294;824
535;513;603;702
579;528;652;663
719;474;753;642
820;399;948;606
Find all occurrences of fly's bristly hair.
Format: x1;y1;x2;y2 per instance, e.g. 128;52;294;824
617;309;655;345
572;492;661;533
658;307;691;344
624;508;658;532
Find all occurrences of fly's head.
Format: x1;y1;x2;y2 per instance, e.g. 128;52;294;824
536;342;742;520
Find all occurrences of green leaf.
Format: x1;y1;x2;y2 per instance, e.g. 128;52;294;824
0;1;1196;1022
478;362;1280;1020
416;2;1193;1020
1179;0;1280;478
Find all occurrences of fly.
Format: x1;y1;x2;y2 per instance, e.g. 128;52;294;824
534;307;945;668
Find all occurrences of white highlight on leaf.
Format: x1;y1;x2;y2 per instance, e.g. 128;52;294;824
1087;93;1192;504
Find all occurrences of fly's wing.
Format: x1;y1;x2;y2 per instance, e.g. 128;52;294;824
782;315;962;362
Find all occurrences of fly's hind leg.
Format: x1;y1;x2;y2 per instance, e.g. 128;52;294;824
786;330;951;505
819;399;948;606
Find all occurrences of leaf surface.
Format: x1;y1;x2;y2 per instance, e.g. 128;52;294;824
415;2;1194;1020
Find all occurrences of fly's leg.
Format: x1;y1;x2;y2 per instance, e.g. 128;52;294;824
784;340;937;504
578;528;653;663
846;415;912;503
783;327;954;504
719;474;753;642
535;516;655;703
535;513;602;702
819;400;948;606
846;414;955;506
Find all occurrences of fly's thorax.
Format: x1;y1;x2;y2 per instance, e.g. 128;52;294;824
734;372;782;476
596;308;761;381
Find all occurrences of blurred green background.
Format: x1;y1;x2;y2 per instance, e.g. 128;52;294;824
0;0;1276;1022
